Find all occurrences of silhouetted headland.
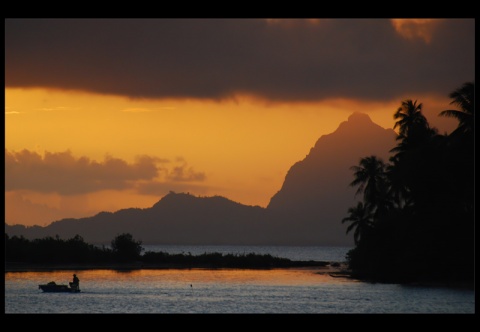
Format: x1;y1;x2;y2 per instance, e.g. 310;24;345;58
5;112;396;247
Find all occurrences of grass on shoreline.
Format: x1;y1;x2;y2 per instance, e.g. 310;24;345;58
5;259;335;273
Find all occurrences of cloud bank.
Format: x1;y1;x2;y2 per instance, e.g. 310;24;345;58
5;19;474;103
5;149;206;195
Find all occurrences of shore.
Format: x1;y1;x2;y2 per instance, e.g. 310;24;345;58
5;260;346;273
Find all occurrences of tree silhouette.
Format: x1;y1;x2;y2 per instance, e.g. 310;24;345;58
349;155;390;215
341;82;474;285
385;154;412;209
389;98;439;210
439;81;474;138
111;233;144;262
341;202;374;245
393;100;427;137
391;99;437;153
438;81;474;217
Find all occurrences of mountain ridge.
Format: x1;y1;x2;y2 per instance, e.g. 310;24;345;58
5;112;397;246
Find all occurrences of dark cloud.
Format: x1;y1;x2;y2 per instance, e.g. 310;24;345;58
5;149;205;195
5;19;474;102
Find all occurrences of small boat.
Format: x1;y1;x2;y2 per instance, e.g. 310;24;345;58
39;281;81;293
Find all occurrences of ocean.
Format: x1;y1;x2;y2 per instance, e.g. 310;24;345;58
4;245;475;314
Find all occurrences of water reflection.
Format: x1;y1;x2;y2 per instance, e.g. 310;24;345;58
6;269;473;313
9;267;352;290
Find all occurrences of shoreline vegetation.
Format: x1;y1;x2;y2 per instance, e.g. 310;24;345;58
5;231;347;273
5;232;473;290
4;259;340;272
338;83;474;291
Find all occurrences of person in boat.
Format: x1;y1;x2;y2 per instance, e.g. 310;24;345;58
70;274;80;290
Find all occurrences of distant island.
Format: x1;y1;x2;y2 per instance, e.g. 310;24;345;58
5;232;341;273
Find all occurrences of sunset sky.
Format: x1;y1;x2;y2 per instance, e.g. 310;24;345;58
5;18;474;227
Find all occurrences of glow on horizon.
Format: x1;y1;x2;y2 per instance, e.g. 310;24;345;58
5;88;456;226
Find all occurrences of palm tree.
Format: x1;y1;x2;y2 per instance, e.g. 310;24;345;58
439;81;474;138
393;99;428;138
385;154;412;209
439;81;474;215
392;99;437;150
342;202;374;245
349;155;389;212
389;99;438;207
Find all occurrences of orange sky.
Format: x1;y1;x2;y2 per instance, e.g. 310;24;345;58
4;19;473;227
5;88;457;226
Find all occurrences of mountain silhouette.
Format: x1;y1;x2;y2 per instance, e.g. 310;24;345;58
5;112;397;246
267;112;396;245
5;192;268;245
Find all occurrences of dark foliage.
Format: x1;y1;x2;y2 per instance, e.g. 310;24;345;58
110;233;144;262
342;81;474;285
5;233;326;269
141;250;324;268
5;233;113;264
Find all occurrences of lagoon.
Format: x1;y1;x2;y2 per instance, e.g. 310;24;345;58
4;245;474;314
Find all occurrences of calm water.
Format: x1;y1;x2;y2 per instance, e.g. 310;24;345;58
5;246;475;314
